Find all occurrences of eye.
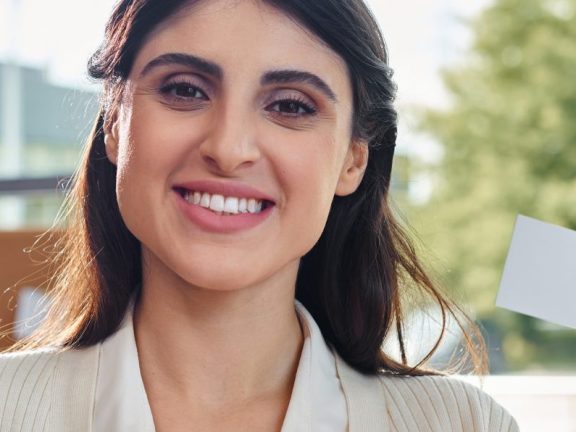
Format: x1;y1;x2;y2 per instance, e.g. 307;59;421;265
266;97;317;117
159;79;209;104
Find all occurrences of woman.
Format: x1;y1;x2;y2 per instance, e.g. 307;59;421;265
0;0;518;431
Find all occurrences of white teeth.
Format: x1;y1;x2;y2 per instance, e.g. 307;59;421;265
193;191;201;205
183;190;267;215
224;197;239;214
200;193;211;208
209;194;225;212
238;198;248;213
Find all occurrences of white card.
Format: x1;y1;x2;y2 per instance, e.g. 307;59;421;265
497;215;576;329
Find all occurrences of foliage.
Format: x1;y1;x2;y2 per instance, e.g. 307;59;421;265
414;0;576;371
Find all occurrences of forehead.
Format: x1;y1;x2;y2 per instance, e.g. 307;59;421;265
131;0;352;101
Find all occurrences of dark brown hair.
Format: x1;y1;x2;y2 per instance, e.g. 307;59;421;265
15;0;486;375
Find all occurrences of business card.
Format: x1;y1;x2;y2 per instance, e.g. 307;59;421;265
497;215;576;329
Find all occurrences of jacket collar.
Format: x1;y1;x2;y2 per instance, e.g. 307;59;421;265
333;349;390;432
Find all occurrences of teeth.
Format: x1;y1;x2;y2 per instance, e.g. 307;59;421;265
200;193;211;208
224;197;239;214
193;191;201;205
182;190;268;215
238;198;248;213
209;194;225;212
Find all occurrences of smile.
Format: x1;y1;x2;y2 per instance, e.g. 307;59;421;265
174;187;274;216
173;186;275;233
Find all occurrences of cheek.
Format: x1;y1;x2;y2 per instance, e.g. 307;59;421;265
112;109;179;234
115;105;197;185
303;134;346;191
272;133;345;237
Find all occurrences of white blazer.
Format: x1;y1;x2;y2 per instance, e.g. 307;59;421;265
0;304;518;432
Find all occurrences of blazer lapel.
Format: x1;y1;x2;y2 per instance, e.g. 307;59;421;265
50;345;100;432
334;350;389;432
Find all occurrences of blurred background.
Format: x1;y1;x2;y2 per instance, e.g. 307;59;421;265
0;0;575;428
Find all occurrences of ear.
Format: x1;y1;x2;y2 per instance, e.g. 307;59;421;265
103;114;120;166
335;139;369;196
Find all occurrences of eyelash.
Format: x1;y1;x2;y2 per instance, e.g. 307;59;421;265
266;97;317;117
158;80;317;117
159;80;209;103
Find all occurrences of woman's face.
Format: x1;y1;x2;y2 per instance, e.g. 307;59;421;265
105;0;367;292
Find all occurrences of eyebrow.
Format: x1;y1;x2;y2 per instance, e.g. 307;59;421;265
139;52;338;103
139;53;223;79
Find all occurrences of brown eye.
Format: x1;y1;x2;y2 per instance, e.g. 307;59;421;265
161;82;208;100
266;98;317;117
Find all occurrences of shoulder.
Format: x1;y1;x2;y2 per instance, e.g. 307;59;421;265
0;349;62;429
0;346;100;430
0;348;60;393
333;352;519;431
376;374;519;432
0;346;101;391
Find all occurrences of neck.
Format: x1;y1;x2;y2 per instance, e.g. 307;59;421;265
133;260;304;410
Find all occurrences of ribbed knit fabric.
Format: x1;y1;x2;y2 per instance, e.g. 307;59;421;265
0;345;519;431
334;352;519;432
0;346;99;432
379;375;518;431
0;350;56;431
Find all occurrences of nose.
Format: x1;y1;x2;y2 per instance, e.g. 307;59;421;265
199;104;261;174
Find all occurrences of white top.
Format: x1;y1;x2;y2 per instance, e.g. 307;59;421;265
93;300;348;432
0;308;520;431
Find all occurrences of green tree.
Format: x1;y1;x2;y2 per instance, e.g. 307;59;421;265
415;0;576;370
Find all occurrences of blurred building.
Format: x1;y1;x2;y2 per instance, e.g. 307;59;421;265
0;61;98;229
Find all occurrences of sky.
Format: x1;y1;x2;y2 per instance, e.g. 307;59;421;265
0;0;492;174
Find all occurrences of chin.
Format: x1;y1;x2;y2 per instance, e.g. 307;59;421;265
175;261;264;293
183;275;260;293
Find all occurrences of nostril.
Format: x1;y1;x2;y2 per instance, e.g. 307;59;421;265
202;155;220;169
